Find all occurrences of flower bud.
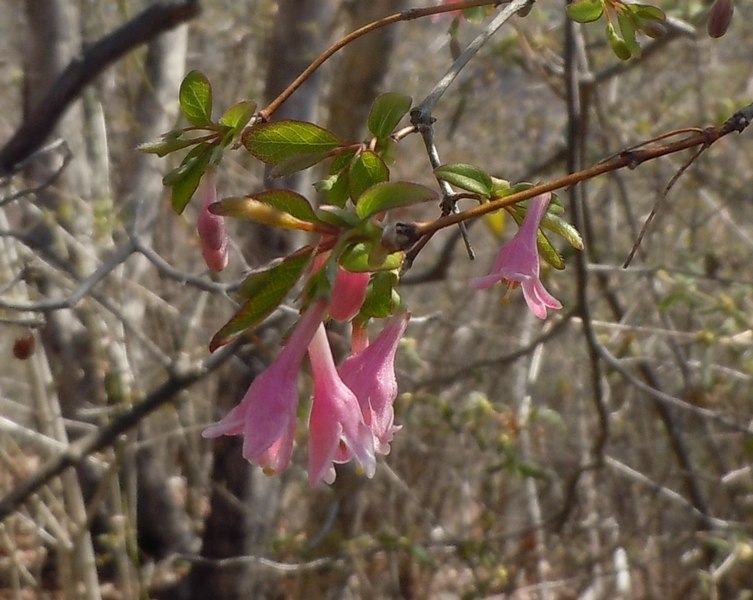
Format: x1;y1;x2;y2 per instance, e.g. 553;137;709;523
196;171;229;272
707;0;734;38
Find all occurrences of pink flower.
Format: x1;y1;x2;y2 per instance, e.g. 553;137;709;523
339;312;409;454
307;324;376;486
202;300;327;474
329;268;370;322
472;192;562;319
196;171;229;272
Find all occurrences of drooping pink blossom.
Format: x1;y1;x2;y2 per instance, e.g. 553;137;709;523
202;300;327;474
307;324;376;486
339;312;409;455
329;267;370;322
472;192;562;319
196;170;229;272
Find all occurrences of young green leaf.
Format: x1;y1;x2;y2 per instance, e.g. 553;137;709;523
244;189;318;223
340;242;404;272
630;4;666;21
211;197;319;231
316;205;362;229
210;253;310;351
541;213;584;250
565;0;604;23
349;151;390;201
165;143;212;213
359;271;400;319
219;100;257;135
242;120;340;165
137;136;199;157
355;182;437;221
618;10;641;58
606;22;631;61
179;70;213;127
435;163;492;197
270;150;334;178
367;92;412;140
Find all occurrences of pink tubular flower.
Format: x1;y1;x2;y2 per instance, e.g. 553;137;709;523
339;312;409;455
472;192;562;319
307;324;376;486
196;170;229;272
329;267;370;322
202;300;327;474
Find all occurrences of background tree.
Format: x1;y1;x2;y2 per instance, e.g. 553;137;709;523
1;1;752;599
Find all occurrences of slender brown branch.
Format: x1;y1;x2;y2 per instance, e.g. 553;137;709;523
0;0;201;176
403;104;753;243
0;341;239;521
259;0;506;120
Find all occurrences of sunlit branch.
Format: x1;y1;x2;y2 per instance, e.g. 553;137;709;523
400;103;753;245
260;0;507;120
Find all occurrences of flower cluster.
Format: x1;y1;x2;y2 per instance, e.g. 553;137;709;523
203;277;409;487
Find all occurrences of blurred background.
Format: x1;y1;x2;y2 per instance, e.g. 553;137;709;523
1;0;753;598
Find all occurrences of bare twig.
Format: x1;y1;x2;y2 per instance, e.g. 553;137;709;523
0;340;239;521
0;0;201;175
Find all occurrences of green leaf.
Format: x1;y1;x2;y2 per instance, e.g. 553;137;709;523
164;143;212;213
630;4;665;21
541;213;584;250
245;189;318;223
315;205;361;229
219;100;257;134
270;150;334;177
618;10;641;58
367;92;412;139
360;272;400;319
137;135;199;157
242;120;340;165
537;229;565;270
340;242;404;272
179;70;213;127
355;182;437;221
210;253;310;351
349;151;390;201
435;163;492;197
211;196;317;231
606;22;631;61
565;0;604;23
327;172;351;208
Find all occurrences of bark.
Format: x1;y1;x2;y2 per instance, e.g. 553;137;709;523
326;0;406;140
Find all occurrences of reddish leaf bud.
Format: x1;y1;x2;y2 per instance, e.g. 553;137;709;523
13;332;36;360
707;0;734;38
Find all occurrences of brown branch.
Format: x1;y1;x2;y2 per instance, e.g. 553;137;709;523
0;0;201;176
259;0;505;120
0;341;238;521
402;103;753;243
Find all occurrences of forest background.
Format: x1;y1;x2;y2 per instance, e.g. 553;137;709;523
1;0;753;598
